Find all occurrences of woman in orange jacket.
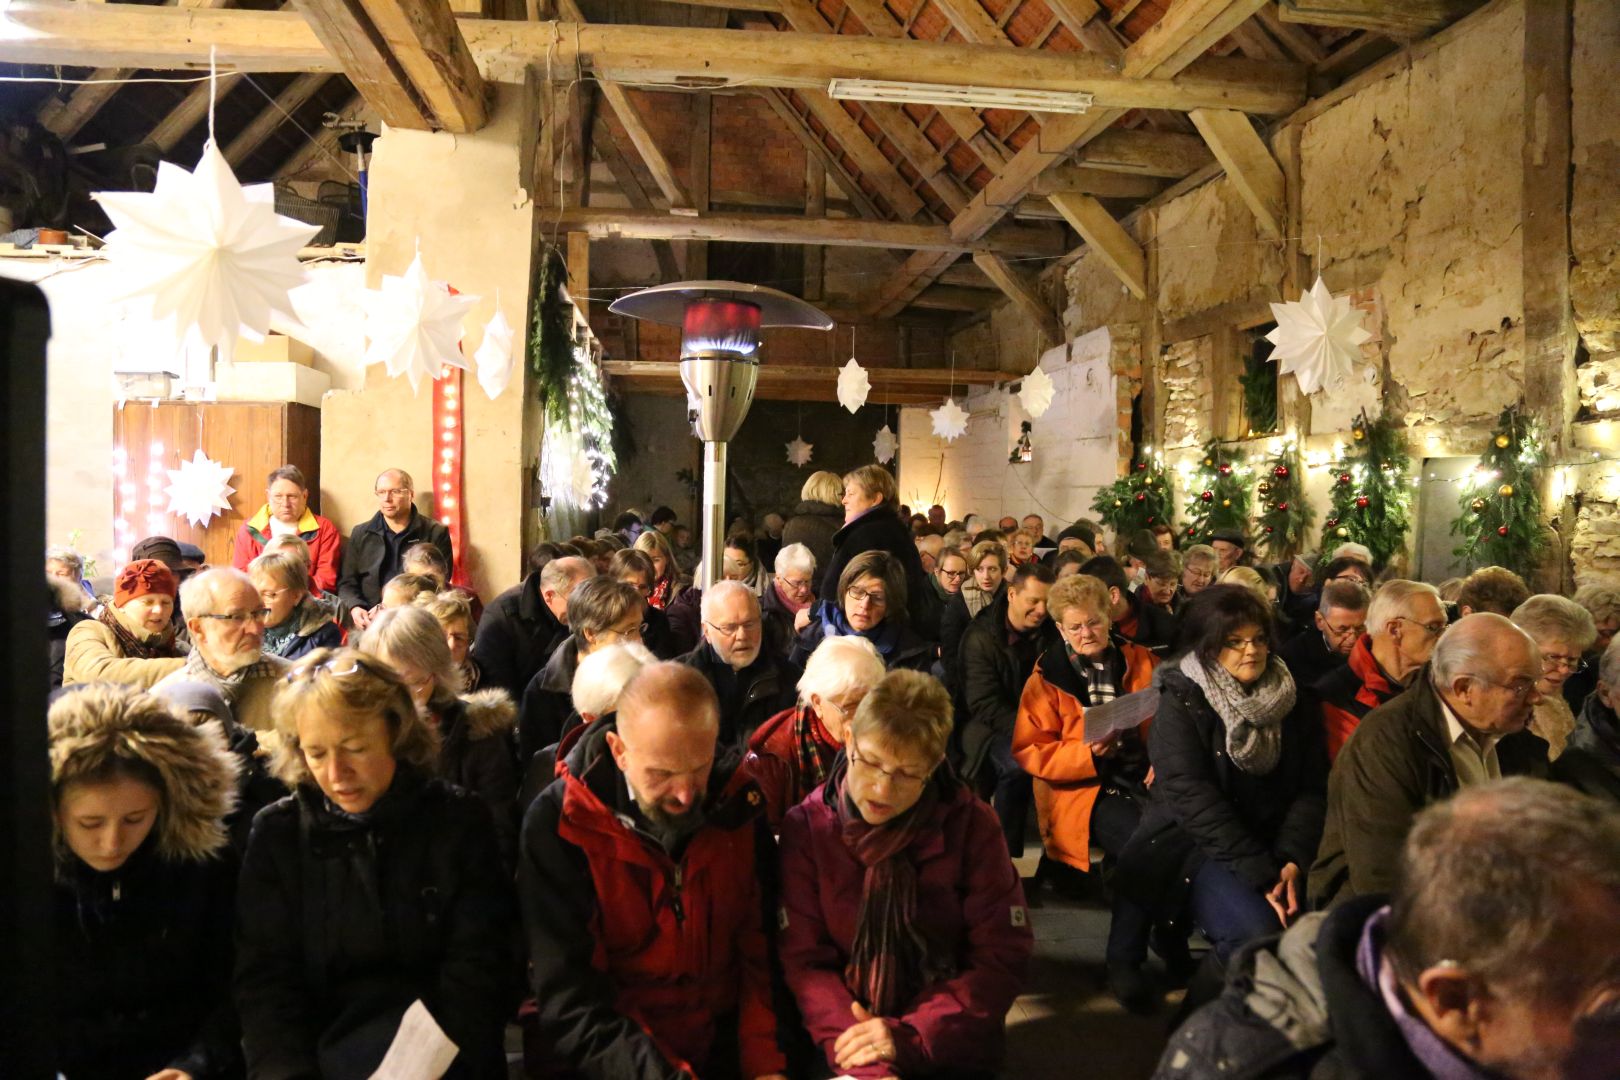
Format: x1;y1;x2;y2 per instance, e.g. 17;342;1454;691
1013;573;1160;1011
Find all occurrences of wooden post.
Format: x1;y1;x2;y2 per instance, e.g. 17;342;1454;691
688;91;711;278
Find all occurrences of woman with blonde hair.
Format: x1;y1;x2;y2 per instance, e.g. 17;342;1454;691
779;670;1032;1077
782;469;845;573
360;605;519;861
237;648;515;1078
48;683;241;1080
633;527;687;610
416;589;481;691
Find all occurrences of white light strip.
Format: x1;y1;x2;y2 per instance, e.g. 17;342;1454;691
827;79;1095;114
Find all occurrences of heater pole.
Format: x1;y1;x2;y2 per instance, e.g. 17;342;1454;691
699;440;727;591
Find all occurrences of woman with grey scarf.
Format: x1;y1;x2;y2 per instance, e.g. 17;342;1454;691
1117;584;1328;966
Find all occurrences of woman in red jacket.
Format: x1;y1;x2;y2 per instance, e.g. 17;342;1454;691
1012;573;1159;1011
779;670;1032;1079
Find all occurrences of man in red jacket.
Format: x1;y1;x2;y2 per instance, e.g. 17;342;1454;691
518;661;787;1080
1317;580;1446;760
231;465;341;594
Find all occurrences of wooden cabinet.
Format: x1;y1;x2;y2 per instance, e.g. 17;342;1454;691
112;401;322;568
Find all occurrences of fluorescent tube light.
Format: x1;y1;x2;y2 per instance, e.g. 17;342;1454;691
827;79;1095;114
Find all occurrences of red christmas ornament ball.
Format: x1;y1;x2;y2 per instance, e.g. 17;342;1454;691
1136;461;1147;471
1338;472;1352;485
1497;525;1509;537
1274;465;1289;478
1356;496;1370;509
1264;526;1274;534
1201;490;1214;502
1218;464;1232;476
1277;502;1289;512
1325;516;1338;527
1135;492;1146;502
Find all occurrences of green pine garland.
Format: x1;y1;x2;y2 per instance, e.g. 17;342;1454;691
1092;455;1176;536
1181;439;1253;545
530;244;618;505
1255;441;1313;560
532;247;574;428
1449;404;1547;576
1324;408;1411;569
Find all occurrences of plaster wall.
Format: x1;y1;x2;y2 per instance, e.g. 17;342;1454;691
320;85;536;601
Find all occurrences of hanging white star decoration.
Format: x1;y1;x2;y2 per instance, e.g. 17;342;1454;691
836;357;871;413
873;424;898;464
473;305;517;400
786;437;815;467
930;399;970;442
1019;364;1056;418
1265;276;1373;395
163;449;236;527
93;141;320;364
360;247;480;392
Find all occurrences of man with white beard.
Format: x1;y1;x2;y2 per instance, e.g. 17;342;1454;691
155;567;289;730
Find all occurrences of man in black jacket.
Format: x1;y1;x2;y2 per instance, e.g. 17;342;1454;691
337;469;453;629
681;581;799;749
1158;780;1620;1080
1309;613;1550;909
959;562;1058;855
1276;579;1369;690
1080;555;1176;655
471;554;594;702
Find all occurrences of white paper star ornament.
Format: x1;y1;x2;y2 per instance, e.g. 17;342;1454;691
873;424;898;464
930;399;969;442
361;248;480;392
786;437;814;467
473;306;516;400
1265;276;1372;395
836;358;871;413
1019;365;1056;418
163;449;236;527
94;142;319;364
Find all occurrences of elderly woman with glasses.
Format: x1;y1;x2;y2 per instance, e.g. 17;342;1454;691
517;577;646;765
761;542;818;660
1511;594;1598;760
63;559;188;689
1012;574;1161;1010
236;648;515;1079
792;551;933;674
1118;585;1327;966
249;551;344;662
1175;544;1219;611
779;670;1032;1080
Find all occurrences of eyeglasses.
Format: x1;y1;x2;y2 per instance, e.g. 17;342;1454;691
1543;653;1589;674
597;624;646;644
848;736;933;790
1221;636;1269;653
779;576;813;592
846;585;888;608
704;618;760;638
1184;569;1214;585
1475;675;1540;701
1321;620;1366;640
939;569;968;580
285;656;367;682
199;608;271;626
1396;616;1449;638
374;487;411;498
1060;617;1107;637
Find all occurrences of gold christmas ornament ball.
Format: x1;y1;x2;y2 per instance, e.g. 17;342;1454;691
1204;458;1214;467
1258;481;1272;496
1495;434;1511;449
1471;497;1487;513
1498;483;1514;498
1335;526;1349;538
1222;499;1231;508
1352;427;1365;441
1114;499;1123;507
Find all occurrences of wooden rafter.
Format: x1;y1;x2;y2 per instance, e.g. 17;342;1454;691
291;0;485;131
1188;107;1285;238
1075;129;1214;177
223;73;328;166
0;4;1307;118
604;360;1007;405
790;91;927;219
759;89;884;221
1045;191;1147;297
589;113;682;281
1277;0;1481;38
1028;166;1164;199
273;91;364;178
971;251;1061;346
149;73;245;153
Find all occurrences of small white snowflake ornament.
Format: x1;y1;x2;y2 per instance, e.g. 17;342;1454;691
163;449;236;527
473;305;517;400
360;247;480;392
94;141;319;364
836;357;871;413
930;399;969;442
1265;276;1372;395
1019;365;1056;419
873;424;898;464
786;437;815;467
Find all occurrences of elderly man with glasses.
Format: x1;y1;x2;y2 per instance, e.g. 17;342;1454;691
1278;579;1370;691
681;581;800;748
1510;594;1599;761
154;567;290;731
1309;613;1550;908
1317;580;1447;761
337;468;453;631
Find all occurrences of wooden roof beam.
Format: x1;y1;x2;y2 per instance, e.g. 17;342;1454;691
589;115;682;281
1045;191;1146;298
273;91;364;178
1188;106;1285;238
1277;0;1482;39
149;73;245;153
759;89;884;221
291;0;485;131
223;73;329;167
1075;128;1214;177
1028;166;1164;198
972;251;1062;346
0;3;1307;116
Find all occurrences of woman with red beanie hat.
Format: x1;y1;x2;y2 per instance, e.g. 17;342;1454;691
63;559;188;689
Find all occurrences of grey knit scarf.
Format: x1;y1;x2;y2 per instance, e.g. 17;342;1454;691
1178;651;1296;775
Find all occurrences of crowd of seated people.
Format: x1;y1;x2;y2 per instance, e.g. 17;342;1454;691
39;459;1620;1080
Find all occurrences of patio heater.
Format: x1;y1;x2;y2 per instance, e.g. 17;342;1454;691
609;281;832;589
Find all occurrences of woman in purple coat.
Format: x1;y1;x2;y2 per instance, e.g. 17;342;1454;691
778;669;1033;1079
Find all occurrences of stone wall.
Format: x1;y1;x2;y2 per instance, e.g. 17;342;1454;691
1160;336;1213;453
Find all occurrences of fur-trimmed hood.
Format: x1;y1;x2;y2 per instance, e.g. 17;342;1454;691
49;575;90;616
49;683;241;866
452;688;516;741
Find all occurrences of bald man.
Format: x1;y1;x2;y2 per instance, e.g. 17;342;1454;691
1309;613;1551;908
519;662;787;1080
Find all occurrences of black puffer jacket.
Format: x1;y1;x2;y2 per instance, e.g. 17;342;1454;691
820;508;938;634
681;639;800;750
1119;665;1327;920
235;769;517;1079
518;636;582;766
780;499;842;582
436;689;520;867
471;572;570;703
52;841;240;1080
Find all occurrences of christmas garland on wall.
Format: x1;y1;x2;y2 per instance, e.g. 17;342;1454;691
1092;455;1176;537
1449;404;1547;577
1182;439;1253;544
1255;440;1313;561
531;245;617;508
1324;409;1411;569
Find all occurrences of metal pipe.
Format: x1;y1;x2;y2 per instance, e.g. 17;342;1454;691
699;440;727;590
